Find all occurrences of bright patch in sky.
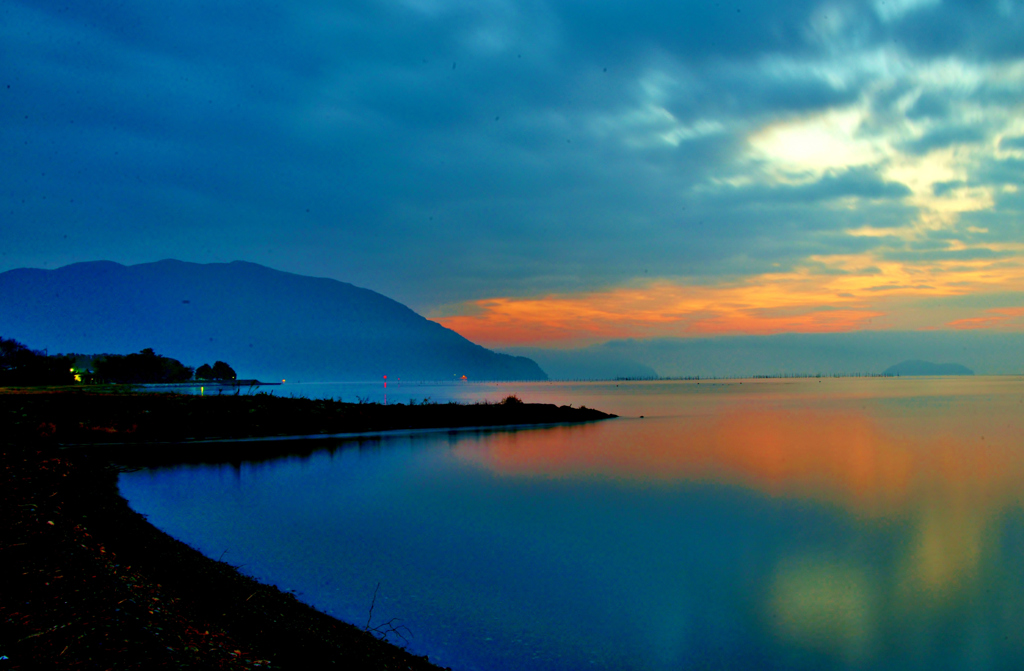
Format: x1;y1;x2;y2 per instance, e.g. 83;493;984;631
874;0;943;23
750;108;881;174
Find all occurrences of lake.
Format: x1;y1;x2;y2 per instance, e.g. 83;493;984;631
119;376;1024;670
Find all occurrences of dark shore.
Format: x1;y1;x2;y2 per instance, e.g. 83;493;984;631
1;389;615;669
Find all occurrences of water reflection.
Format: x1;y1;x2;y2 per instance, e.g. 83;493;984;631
451;381;1024;666
458;403;1022;511
120;378;1024;671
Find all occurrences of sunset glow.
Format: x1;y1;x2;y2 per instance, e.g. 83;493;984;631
437;252;1024;347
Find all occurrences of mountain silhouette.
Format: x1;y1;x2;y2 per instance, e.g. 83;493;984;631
883;360;974;376
0;260;547;382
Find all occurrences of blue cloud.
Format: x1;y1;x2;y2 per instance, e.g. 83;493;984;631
999;135;1024;151
2;0;1022;314
899;125;988;155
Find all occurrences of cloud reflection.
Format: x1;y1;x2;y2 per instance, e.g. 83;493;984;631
456;381;1024;663
456;401;1021;517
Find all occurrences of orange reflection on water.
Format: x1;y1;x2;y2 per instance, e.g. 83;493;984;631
458;400;1024;519
458;383;1024;661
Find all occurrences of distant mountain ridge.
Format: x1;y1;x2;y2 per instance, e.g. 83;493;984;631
503;346;659;380
0;260;547;382
883;360;974;376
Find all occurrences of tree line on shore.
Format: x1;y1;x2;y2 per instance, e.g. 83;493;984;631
0;337;236;386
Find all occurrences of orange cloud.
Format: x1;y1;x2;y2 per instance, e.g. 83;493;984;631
947;306;1024;330
435;253;1024;347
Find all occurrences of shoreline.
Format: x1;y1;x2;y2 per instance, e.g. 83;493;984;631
1;389;615;668
2;442;448;670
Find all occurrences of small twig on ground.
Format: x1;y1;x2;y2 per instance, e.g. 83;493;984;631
364;582;379;632
363;582;413;645
367;618;412;645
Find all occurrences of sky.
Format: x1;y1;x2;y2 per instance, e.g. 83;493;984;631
4;0;1024;355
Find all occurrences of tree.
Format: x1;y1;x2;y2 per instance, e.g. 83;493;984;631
195;361;236;381
211;360;237;381
0;337;35;375
0;337;75;386
94;349;194;384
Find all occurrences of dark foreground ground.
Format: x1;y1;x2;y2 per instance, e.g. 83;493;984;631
1;389;615;669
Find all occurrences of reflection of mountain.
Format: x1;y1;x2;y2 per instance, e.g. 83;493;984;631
0;260;547;382
882;360;974;376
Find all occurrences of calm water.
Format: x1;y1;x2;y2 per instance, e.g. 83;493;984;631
119;377;1024;670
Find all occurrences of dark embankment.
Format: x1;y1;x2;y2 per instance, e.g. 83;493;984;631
1;389;615;669
5;388;614;465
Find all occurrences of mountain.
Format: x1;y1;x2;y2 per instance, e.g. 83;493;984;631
882;360;974;376
502;346;659;380
0;260;547;382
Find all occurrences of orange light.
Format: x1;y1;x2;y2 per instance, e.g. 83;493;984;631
434;253;1024;347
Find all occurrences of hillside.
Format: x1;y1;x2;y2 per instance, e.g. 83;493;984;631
0;260;546;382
503;346;659;380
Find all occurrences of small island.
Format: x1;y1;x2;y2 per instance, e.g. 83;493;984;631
1;387;615;669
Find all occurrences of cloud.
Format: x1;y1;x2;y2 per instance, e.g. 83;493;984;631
435;252;1024;347
2;0;1023;336
947;306;1024;330
885;0;1024;60
719;167;913;204
905;90;949;120
898;125;988;156
1000;135;1024;151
